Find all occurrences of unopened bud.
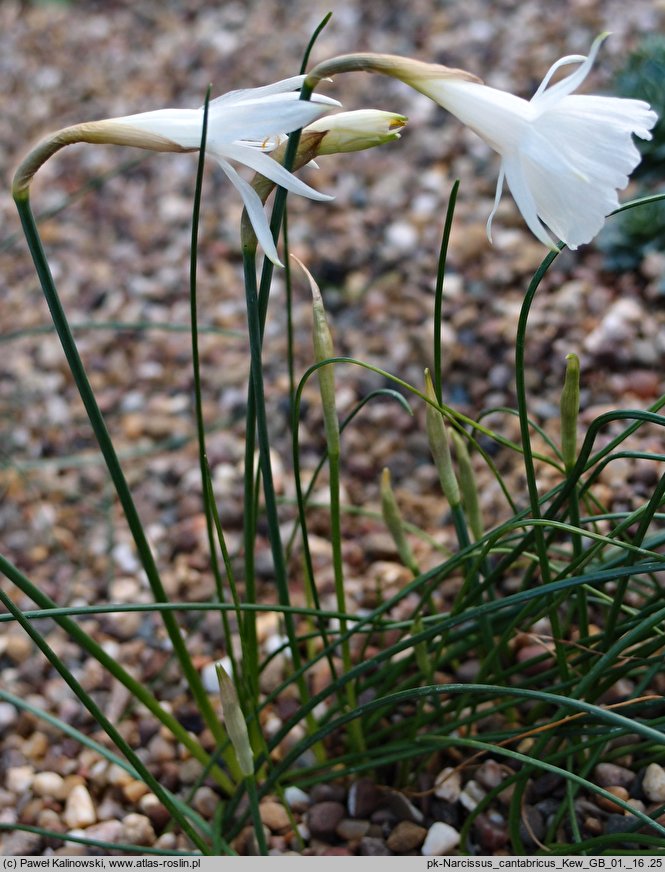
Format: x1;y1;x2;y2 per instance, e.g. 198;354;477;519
380;467;419;575
293;257;340;459
304;110;407;155
451;431;483;540
215;662;254;778
560;353;580;472
425;369;460;508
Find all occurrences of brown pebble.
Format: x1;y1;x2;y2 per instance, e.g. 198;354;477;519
138;794;172;832
583;816;604;836
473;811;509;851
386;820;427;852
192;786;219;818
596;786;629;813
260;800;291;833
122;779;151;804
336;818;370;840
348;778;380;818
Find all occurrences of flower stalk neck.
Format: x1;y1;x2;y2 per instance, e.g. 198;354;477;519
306;52;481;90
12;121;192;200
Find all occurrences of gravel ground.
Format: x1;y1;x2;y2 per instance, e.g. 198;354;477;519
1;0;664;856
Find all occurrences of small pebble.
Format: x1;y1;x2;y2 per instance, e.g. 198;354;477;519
201;661;221;694
79;820;124;845
348;779;380;818
596;786;629;813
63;784;97;829
0;703;18;731
192;786;219;818
473;811;509;851
643;763;665;802
421;821;460;855
260;800;291;833
336;818;370;840
123;779;151;804
139;793;171;831
386;820;427;852
307;801;346;839
594;763;636;789
122;812;156;846
383;789;424;823
6;766;34;794
284;785;311;811
459;779;486;812
434;767;461;803
475;759;504;791
360;835;393;856
32;771;66;799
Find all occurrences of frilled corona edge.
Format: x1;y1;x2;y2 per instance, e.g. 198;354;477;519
12;121;192;199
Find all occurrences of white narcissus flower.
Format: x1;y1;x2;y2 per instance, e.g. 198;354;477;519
99;76;341;264
393;34;657;250
15;76;340;265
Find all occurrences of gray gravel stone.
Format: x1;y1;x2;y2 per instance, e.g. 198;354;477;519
307;801;346;839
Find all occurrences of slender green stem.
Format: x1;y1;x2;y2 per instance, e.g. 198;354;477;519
241;249;313;714
329;450;366;755
14;192;226;745
246;778;268;856
433;179;459;405
189;91;245;721
514;247;570;682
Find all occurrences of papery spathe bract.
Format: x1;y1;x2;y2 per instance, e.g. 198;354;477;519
390;34;657;250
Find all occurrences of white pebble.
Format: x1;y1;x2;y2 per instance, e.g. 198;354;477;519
201;661;220;694
284;785;310;809
32;771;66;799
434;767;461;803
385;221;419;252
122;812;156;846
64;784;97;828
643;763;665;802
6;766;34;794
421;821;460;855
0;702;18;730
459;779;486;812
